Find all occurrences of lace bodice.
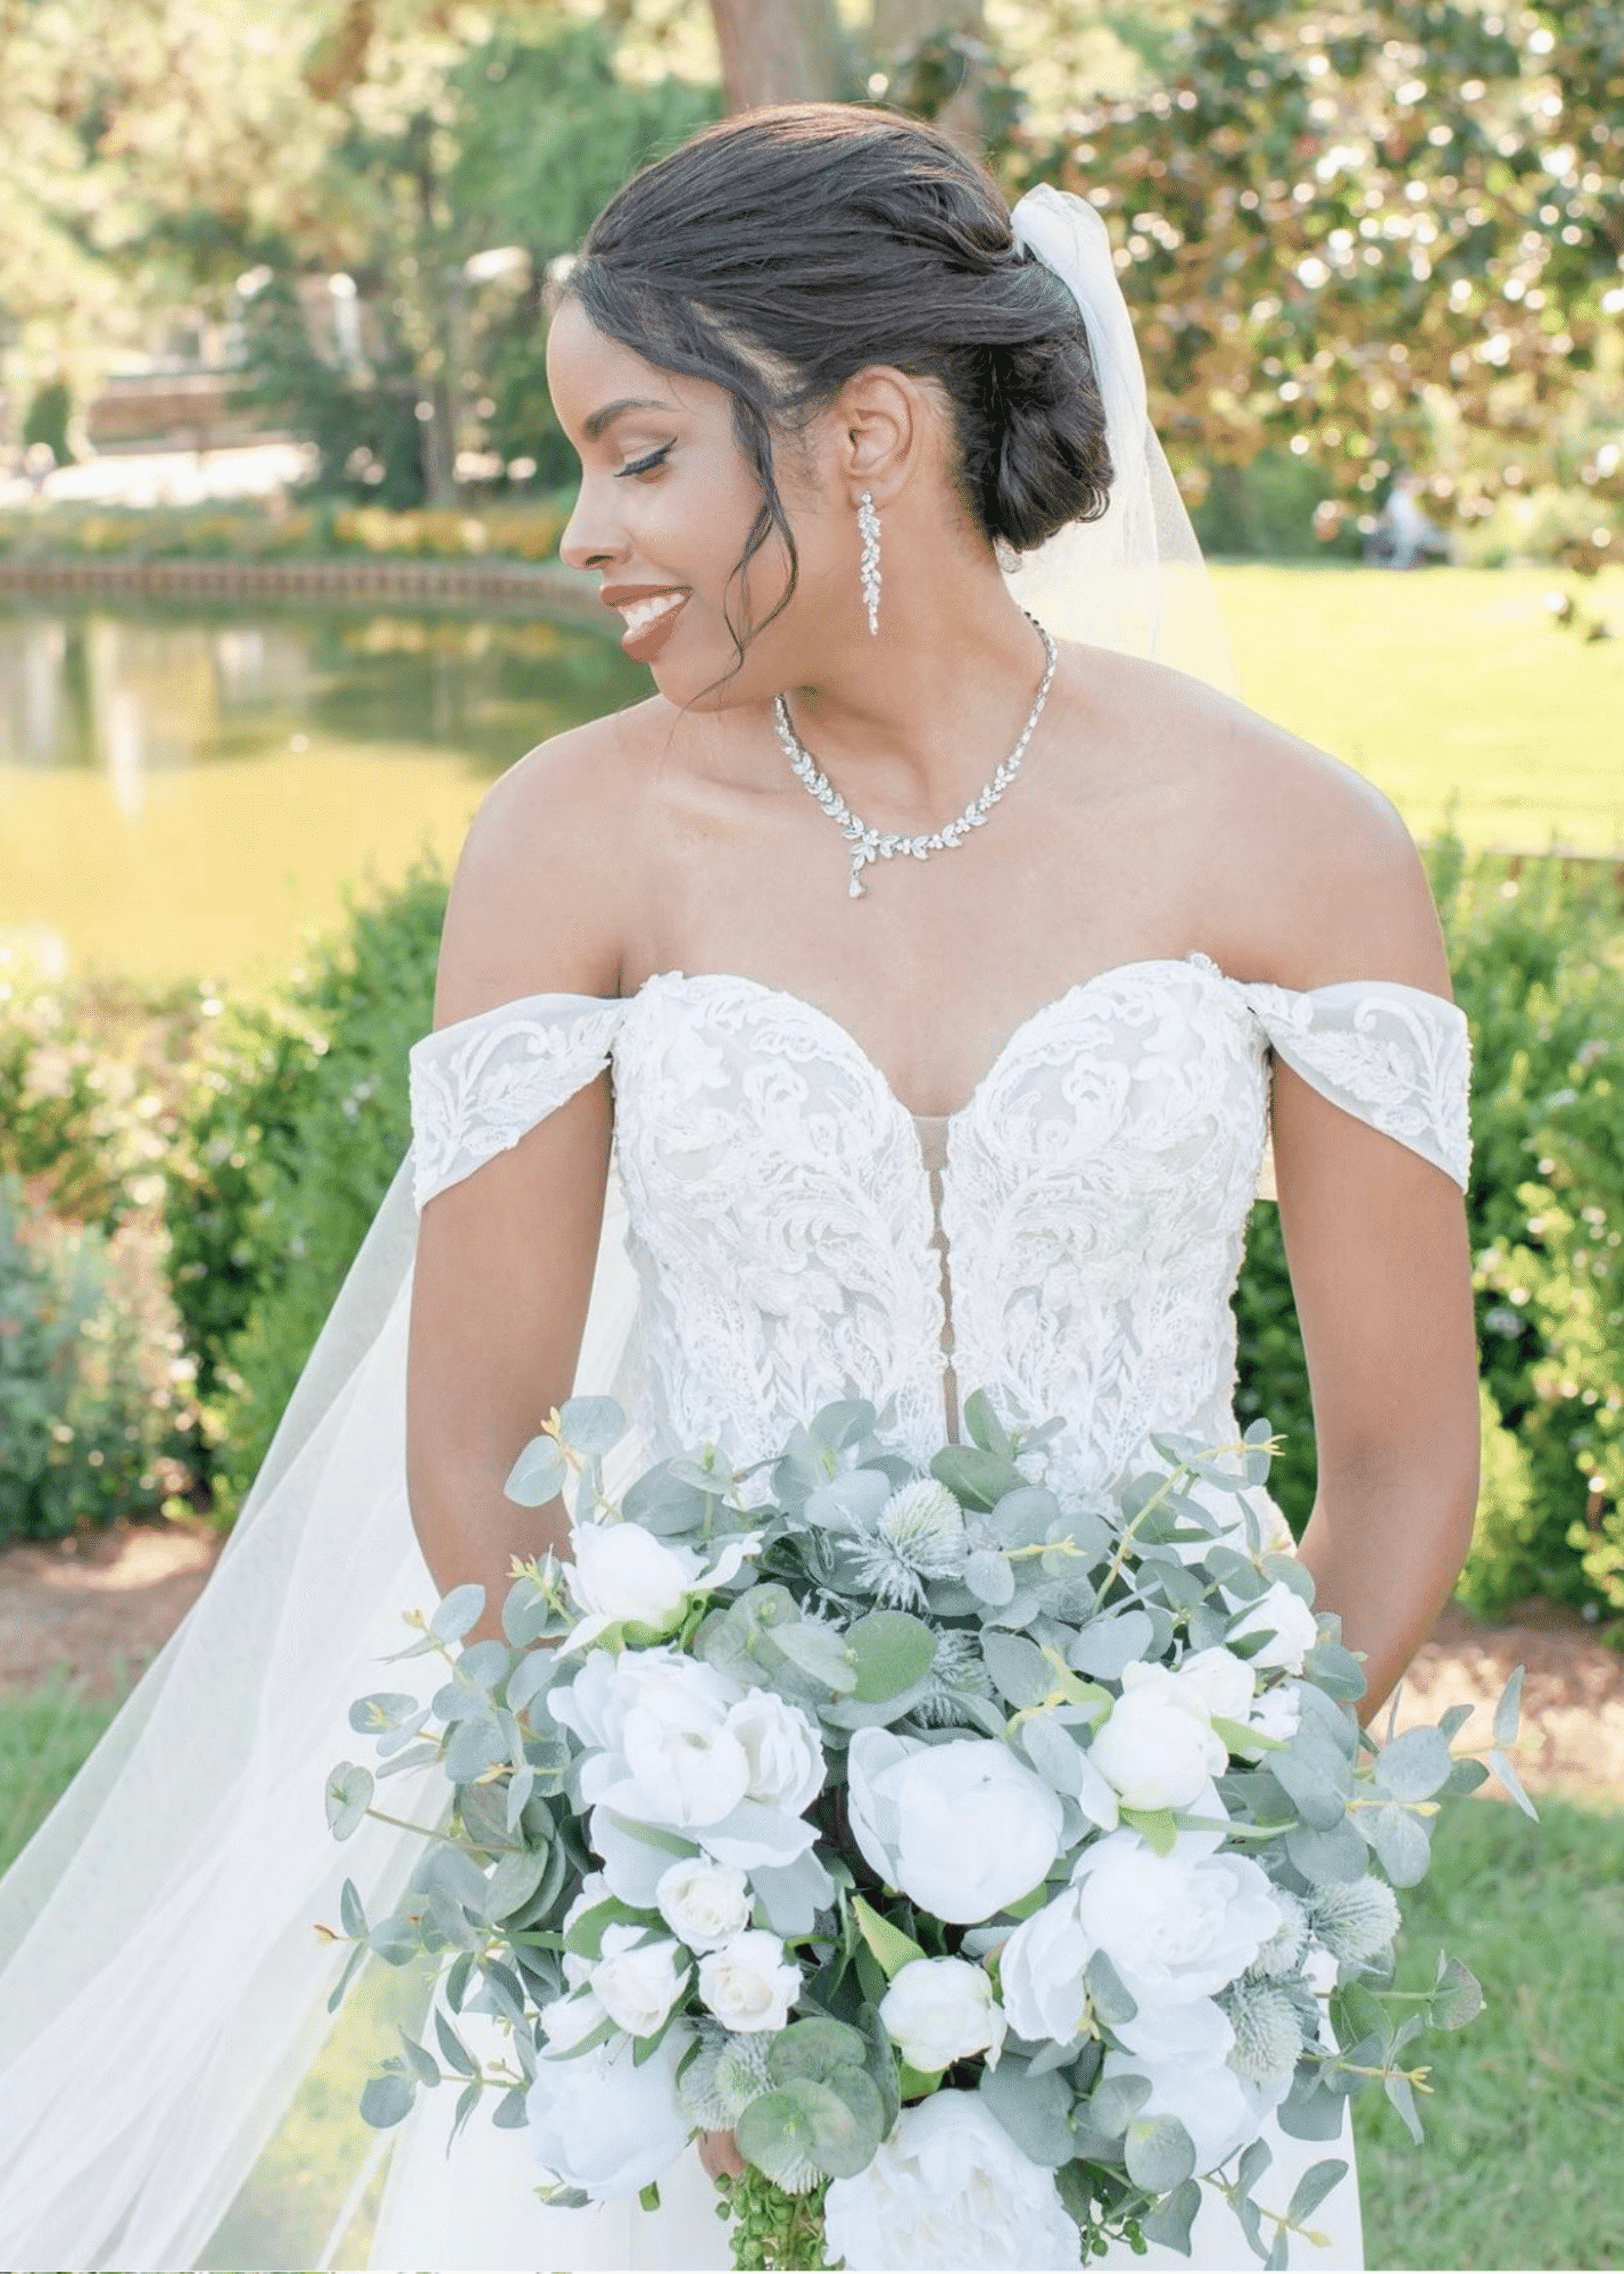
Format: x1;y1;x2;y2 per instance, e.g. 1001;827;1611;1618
408;956;1469;1503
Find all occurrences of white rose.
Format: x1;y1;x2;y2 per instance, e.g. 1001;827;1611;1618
1175;1646;1257;1726
656;1856;753;1953
1072;1829;1282;2005
823;2091;1077;2272
698;1928;801;2034
1248;1680;1304;1747
1229;1580;1320;1674
527;2025;692;2200
588;1924;689;2038
879;1956;1006;2074
998;1887;1094;2045
725;1689;825;1814
1088;1663;1227;1812
537;1986;610;2052
846;1731;1064;1926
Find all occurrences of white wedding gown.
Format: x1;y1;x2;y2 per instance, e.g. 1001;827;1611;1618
0;949;1470;2273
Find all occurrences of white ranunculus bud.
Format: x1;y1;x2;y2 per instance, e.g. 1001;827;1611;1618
879;1955;1006;2074
1224;1979;1307;2083
1229;1580;1320;1673
698;1929;802;2033
1310;1875;1402;1964
568;1520;702;1635
1088;1663;1228;1812
878;1478;967;1576
588;1925;688;2039
846;1730;1064;1925
823;2092;1077;2272
656;1856;753;1954
725;1688;825;1814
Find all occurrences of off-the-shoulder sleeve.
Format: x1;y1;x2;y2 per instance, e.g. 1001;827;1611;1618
1242;979;1472;1189
408;993;625;1210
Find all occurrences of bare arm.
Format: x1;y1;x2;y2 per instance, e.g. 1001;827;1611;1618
405;718;642;1631
1227;754;1478;1717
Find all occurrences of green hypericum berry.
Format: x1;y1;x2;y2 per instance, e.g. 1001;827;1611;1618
1224;1979;1308;2082
1249;1888;1310;1980
1312;1876;1402;1965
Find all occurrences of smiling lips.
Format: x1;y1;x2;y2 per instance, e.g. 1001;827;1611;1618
602;585;690;659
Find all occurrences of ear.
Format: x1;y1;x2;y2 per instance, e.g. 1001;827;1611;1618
827;364;939;510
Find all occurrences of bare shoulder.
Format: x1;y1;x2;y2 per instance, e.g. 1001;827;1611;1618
1080;648;1450;997
432;695;675;1026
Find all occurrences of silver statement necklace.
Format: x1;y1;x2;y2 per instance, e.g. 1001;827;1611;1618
771;615;1059;899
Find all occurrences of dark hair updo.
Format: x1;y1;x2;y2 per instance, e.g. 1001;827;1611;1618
567;104;1112;626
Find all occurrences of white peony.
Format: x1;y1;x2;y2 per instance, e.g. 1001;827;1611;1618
823;2091;1078;2271
879;1957;1006;2074
998;1886;1095;2046
588;1924;689;2038
725;1688;826;1814
537;1985;610;2052
1088;1663;1228;1811
656;1856;753;1953
527;2024;693;2200
1101;1995;1283;2173
1229;1580;1320;1673
846;1730;1064;1925
1174;1645;1258;1726
1071;1828;1282;2006
564;1521;760;1651
698;1929;802;2033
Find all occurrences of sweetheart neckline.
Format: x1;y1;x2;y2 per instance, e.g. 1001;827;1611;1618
634;952;1235;1127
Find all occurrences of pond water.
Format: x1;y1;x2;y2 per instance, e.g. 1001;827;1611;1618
0;596;648;984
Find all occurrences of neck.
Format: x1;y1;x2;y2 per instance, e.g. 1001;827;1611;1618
781;549;1056;819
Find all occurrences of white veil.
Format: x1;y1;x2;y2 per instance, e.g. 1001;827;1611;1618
0;184;1231;2273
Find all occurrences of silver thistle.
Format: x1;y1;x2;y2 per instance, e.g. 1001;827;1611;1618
1224;1979;1308;2083
1311;1876;1402;1966
1249;1888;1311;1980
846;1478;967;1610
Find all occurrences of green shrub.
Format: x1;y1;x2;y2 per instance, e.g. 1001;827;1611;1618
167;861;447;1516
1234;836;1624;1615
0;952;174;1224
0;1173;199;1545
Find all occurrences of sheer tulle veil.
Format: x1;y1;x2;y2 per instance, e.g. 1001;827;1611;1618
0;183;1232;2271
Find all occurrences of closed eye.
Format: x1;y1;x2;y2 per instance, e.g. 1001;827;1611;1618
618;444;673;479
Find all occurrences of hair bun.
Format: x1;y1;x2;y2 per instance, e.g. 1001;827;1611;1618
974;279;1113;553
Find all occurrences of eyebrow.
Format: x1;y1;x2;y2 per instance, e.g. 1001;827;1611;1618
582;394;680;442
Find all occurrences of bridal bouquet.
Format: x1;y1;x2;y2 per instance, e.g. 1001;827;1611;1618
325;1394;1527;2270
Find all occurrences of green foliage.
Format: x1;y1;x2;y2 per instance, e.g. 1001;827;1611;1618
167;860;446;1515
0;1172;199;1546
715;2163;832;2271
0;959;173;1224
0;1672;118;1876
1235;837;1624;1613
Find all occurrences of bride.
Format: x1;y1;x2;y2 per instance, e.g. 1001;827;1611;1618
0;104;1477;2273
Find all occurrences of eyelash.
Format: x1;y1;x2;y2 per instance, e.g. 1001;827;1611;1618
618;444;673;479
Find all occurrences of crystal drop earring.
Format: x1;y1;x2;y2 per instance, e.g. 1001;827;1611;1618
856;491;882;637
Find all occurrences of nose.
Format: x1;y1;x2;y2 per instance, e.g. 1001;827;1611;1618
558;482;626;574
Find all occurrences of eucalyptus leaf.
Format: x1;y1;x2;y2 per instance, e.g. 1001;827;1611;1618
1488;1745;1540;1821
505;1436;568;1507
773;1619;859;1693
325;1761;374;1842
430;1583;487;1644
980;1629;1052;1709
435;2007;479;2079
978;2054;1078;2166
1493;1664;1525;1748
1372;1726;1453;1802
931;1443;1027;1511
1140;2178;1203;2255
1277;2065;1349;2142
360;2072;417;2128
348;1691;422;1736
1237;2137;1273;2195
557;1395;626;1456
1086;2069;1151;2140
1430;1956;1485;2030
963;1389;1013;1456
1288;2157;1349;2224
339;1877;367;1940
398;2030;440;2088
483;1843;552;1922
767;2017;873;2089
964;1547;1017;1606
847;1610;938;1703
1067;1609;1155;1679
988;1486;1062;1547
1124;2111;1197;2192
1364;1802;1433;1886
1085;1950;1138;2025
1285;1817;1369;1884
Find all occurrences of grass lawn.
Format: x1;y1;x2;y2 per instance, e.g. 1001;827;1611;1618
1214;563;1624;857
3;1674;1620;2271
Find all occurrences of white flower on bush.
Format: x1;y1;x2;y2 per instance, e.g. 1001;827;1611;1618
655;1856;752;1953
697;1928;801;2033
1101;1995;1286;2173
588;1924;689;2038
1072;1827;1282;2007
879;1956;1006;2074
846;1729;1064;1925
1088;1662;1228;1811
1229;1579;1320;1673
823;2090;1077;2270
725;1687;825;1814
564;1520;759;1651
527;2024;692;2200
551;1651;823;1900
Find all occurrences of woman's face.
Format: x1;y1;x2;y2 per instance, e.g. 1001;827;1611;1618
547;295;844;709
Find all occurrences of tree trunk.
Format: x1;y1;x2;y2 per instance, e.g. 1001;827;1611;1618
708;0;841;111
